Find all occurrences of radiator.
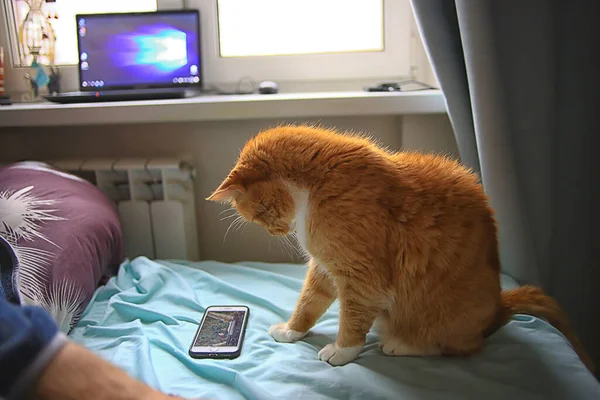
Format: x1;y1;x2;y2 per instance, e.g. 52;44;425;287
50;158;199;261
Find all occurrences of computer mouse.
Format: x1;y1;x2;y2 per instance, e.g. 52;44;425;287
258;81;279;94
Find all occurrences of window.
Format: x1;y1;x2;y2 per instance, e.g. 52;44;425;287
1;0;414;94
191;0;412;83
217;0;384;58
5;0;157;66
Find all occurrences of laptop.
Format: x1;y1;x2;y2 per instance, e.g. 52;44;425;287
45;10;202;104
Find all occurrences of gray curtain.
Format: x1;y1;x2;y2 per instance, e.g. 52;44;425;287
410;0;599;369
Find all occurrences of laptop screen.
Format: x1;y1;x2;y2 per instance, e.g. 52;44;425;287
76;10;201;91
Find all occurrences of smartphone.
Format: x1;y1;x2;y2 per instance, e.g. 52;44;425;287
189;305;249;359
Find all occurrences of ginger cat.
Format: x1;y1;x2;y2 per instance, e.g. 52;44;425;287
207;125;594;372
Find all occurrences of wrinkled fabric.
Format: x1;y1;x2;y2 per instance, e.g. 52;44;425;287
69;258;599;400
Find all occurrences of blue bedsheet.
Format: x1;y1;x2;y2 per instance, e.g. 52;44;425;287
69;258;599;400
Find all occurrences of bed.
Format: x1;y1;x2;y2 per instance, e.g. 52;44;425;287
68;257;600;400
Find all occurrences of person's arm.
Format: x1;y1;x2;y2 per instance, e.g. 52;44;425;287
32;340;182;400
0;295;67;400
0;296;186;400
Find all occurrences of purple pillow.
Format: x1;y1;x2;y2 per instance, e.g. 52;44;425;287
0;162;123;332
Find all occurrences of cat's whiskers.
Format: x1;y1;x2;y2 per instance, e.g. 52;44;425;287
290;231;300;244
289;231;310;261
279;234;302;260
233;217;247;232
219;207;236;215
220;212;239;221
278;236;294;259
275;238;287;258
284;234;301;258
223;215;244;243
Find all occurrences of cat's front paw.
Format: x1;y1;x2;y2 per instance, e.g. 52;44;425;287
318;343;362;366
268;323;306;343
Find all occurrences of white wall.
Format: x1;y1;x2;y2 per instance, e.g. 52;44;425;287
402;115;458;156
0;114;456;263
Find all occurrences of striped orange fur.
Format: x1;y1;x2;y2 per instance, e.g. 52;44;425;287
208;125;594;372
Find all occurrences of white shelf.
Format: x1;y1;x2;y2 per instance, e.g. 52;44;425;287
0;90;446;128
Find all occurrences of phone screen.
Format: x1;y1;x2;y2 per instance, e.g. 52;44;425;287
193;310;246;348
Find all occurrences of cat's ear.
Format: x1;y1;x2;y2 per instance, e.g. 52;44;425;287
206;172;245;202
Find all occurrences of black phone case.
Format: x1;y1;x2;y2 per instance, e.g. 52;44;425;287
188;306;250;360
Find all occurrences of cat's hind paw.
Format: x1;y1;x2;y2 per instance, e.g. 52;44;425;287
318;343;362;366
268;323;305;343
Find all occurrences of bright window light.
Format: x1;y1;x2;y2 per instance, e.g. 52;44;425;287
12;0;157;66
217;0;384;58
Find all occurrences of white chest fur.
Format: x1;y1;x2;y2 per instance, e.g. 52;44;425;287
291;189;310;253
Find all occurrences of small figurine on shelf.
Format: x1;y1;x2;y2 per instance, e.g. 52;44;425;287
23;52;50;101
31;58;50;88
47;67;61;95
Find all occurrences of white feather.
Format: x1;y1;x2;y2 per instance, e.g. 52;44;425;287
0;185;82;331
0;185;64;245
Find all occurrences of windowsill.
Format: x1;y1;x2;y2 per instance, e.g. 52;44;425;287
0;90;446;128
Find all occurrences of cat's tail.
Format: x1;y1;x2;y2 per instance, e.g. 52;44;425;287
493;285;595;374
